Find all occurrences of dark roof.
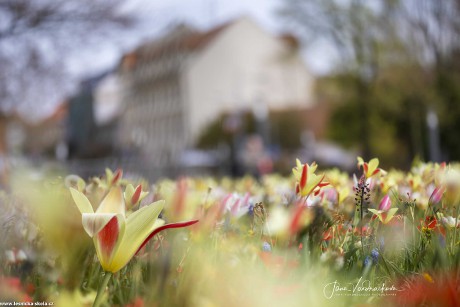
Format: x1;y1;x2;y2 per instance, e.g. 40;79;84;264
121;22;231;71
120;18;301;71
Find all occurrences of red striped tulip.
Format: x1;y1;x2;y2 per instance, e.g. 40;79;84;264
357;157;386;179
429;186;445;207
70;187;198;273
369;195;397;224
378;195;391;211
292;159;329;198
124;184;148;208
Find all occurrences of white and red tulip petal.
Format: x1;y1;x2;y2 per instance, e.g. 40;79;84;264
82;213;117;237
93;214;126;272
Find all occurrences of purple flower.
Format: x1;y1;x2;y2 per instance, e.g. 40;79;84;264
364;256;371;267
371;248;379;263
262;242;272;252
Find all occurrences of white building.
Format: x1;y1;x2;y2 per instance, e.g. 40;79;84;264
118;17;315;166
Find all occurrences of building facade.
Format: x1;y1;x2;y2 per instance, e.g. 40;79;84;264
118;17;315;166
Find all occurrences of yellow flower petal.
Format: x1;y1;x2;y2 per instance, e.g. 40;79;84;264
383;208;398;224
368;158;379;175
107;200;164;272
97;187;125;216
124;184;135;205
368;209;380;216
69;188;94;214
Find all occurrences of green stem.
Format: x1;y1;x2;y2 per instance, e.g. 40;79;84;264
359;182;365;255
411;207;416;245
452;204;460;255
93;271;112;307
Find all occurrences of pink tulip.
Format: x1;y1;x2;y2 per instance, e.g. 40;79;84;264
378;195;391;211
429;186;445;206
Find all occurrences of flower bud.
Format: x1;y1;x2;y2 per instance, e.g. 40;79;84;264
131;184;142;205
378;195;391;211
429;186;445;207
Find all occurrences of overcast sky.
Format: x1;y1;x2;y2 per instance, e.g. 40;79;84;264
69;0;336;78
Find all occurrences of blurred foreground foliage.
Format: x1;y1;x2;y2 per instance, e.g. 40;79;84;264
1;160;460;306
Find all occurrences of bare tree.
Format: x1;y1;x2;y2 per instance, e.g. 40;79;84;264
279;0;460;162
0;0;139;184
279;0;392;158
0;0;137;117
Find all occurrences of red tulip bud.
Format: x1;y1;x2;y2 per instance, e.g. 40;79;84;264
131;184;142;205
112;169;123;184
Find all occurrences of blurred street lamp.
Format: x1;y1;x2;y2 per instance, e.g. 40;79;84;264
426;108;441;162
252;101;270;146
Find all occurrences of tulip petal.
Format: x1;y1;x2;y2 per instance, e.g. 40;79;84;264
368;209;380;217
309;162;318;173
363;163;369;176
69;188;94;214
93;214;126;272
111;169;123;184
368;158;379;174
136;219;199;254
300;164;308;190
82;213;117;237
292;159;302;179
124;184;135;205
383;208;398;224
97;187;125;216
107;201;164;272
378;195;391;211
131;184;142;205
296;159;302;170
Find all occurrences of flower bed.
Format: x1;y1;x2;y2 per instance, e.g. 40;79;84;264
1;159;459;306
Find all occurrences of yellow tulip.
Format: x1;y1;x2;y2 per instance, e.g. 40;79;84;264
292;159;329;197
357;157;386;179
70;187;197;273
